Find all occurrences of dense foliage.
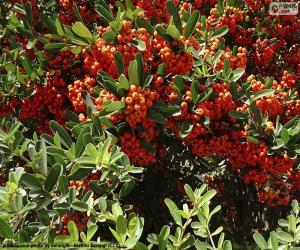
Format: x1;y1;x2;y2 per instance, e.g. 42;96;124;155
0;0;299;248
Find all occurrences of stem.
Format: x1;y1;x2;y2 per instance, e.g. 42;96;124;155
207;227;217;250
12;214;23;233
175;205;197;250
4;142;31;164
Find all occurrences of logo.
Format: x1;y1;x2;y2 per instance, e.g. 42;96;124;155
269;2;299;15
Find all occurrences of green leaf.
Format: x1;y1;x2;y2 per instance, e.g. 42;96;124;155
184;10;200;39
124;237;138;248
292;200;299;214
159;106;181;116
231;68;245;82
166;23;181;40
114;51;125;75
218;233;225;248
100;77;119;97
93;116;104;136
0;218;13;239
184;184;195;202
158;225;170;250
136;17;155;35
19;55;33;75
70;46;82;55
179;120;194;138
270;231;278;249
156;25;173;41
164;198;182;226
191;80;200;104
247;136;260;144
209;26;229;40
58;175;69;195
283;115;299;129
228;110;249;119
39;139;48;176
128;216;143;238
223;59;231;78
68;221;79;242
133;242;148;250
87;224;98;241
253;89;275;100
110;227;122;244
174;75;184;93
22;173;42;190
37;208;51;226
82;91;97;113
230;82;239;99
135;53;144;86
166;0;182;33
157;63;167;76
288;214;297;233
271;138;284;150
95;4;115;23
80;232;87;242
199;190;216;206
212;49;223;67
72;22;93;40
45;163;63;192
106;101;125;112
132;40;146;51
128;60;139;86
249;102;262;125
118;74;130;90
253;232;268;249
54;17;65;36
223;240;232;250
181;235;195;250
98;197;107;212
73;3;84;22
276;231;294;242
195;240;209;250
211;226;223;236
50;121;73;148
20;202;36;214
148;109;166;124
54;235;72;243
103;30;117;41
125;0;134;10
196;87;213;103
200;14;207;32
8;167;25;186
40;13;57;33
72;201;89;212
119;180;135;198
44;43;66;53
116;215;127;244
97;0;113;15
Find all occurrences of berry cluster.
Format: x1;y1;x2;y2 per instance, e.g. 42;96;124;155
1;0;299;212
68;76;97;113
122;85;159;128
119;131;156;165
153;34;200;74
83;21;151;78
70;172;101;193
60;212;89;235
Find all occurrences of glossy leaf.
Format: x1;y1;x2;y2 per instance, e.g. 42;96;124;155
164;198;182;226
45;163;63;191
0;219;13;239
184;10;200;38
166;1;182;33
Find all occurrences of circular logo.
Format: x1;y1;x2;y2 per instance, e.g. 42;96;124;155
271;4;279;13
